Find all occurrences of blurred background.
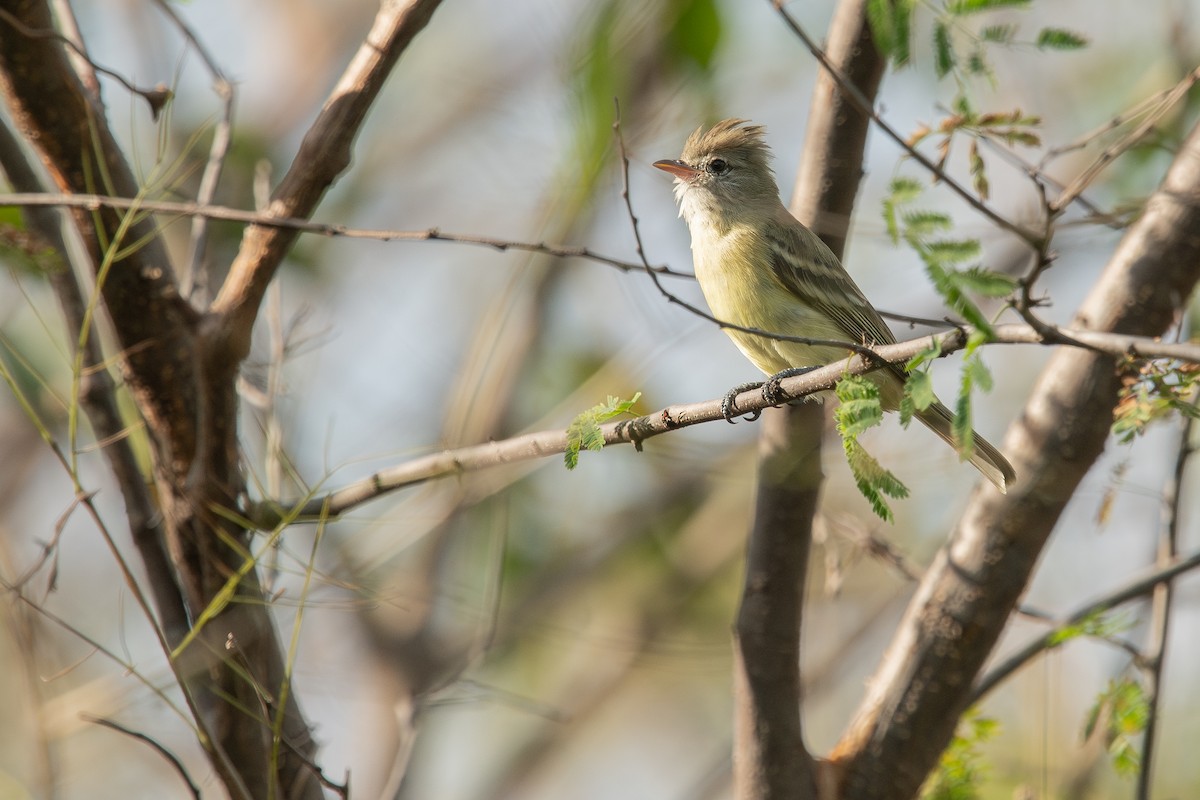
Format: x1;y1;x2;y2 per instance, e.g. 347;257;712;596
1;0;1198;797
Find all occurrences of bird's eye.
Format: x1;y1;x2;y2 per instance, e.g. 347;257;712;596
706;158;729;175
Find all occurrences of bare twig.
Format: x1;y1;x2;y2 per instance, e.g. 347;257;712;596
84;715;202;800
0;191;685;277
1050;65;1200;214
149;0;237;302
971;547;1200;703
0;7;170;117
1136;390;1196;799
769;0;1043;249
210;0;446;362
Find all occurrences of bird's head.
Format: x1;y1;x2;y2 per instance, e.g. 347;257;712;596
653;119;779;221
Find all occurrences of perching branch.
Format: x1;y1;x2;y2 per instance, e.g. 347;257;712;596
238;317;1183;529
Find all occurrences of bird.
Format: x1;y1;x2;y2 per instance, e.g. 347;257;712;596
653;118;1015;493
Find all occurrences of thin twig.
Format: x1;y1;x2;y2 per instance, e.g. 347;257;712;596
84;715;202;800
1136;389;1196;799
0;191;686;277
0;7;170;117
769;0;1043;249
149;0;237;302
1050;65;1200;214
971;547;1200;703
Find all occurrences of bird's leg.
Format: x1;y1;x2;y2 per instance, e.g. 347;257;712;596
721;381;765;423
762;366;817;406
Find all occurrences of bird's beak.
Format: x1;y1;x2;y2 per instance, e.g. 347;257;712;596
653;159;700;180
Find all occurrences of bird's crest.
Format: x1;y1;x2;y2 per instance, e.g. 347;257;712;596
681;118;772;172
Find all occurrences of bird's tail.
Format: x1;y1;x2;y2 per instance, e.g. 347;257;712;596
914;401;1016;494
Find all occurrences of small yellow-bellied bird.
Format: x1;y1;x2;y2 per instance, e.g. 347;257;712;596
654;119;1015;493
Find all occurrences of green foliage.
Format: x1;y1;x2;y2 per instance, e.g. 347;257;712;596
564;393;642;469
866;0;914;67
953;352;992;455
868;0;1086;83
835;376;909;522
882;179;1015;338
921;711;999;800
1046;610;1133;647
1036;27;1090;50
569;0;723;200
1083;677;1149;778
1111;360;1200;443
899;369;935;426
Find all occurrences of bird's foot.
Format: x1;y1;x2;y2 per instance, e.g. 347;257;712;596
762;366;818;406
721;381;765;423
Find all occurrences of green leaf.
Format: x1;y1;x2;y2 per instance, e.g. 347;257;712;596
834;376;885;437
866;0;897;59
901;210;953;238
1036;27;1089;50
889;176;925;203
892;0;913;66
922;238;982;266
564;392;642;469
921;710;998;800
949;266;1017;297
901;370;936;426
946;0;1030;14
835;377;908;521
1082;678;1148;778
979;23;1017;43
933;22;955;78
904;340;943;372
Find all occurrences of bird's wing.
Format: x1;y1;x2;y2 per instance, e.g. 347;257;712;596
763;212;897;348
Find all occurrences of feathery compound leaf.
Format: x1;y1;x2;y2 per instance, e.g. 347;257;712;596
889;176;925;203
867;0;915;65
901;210;953;237
951;266;1018;297
835;376;885;437
933;22;955;78
884;177;927;242
946;0;1030;14
900;370;936;426
953;354;994;458
979;23;1017;43
1083;679;1148;778
921;238;982;266
564;392;642;469
844;439;909;522
1036;27;1089;50
969;139;989;199
835;377;908;521
866;0;898;59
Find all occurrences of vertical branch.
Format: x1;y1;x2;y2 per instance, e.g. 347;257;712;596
733;403;823;799
733;2;885;798
1137;401;1194;799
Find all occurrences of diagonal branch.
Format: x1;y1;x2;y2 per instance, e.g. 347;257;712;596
209;0;444;361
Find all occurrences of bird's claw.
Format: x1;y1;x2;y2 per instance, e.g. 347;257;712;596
762;367;818;406
721;381;764;423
